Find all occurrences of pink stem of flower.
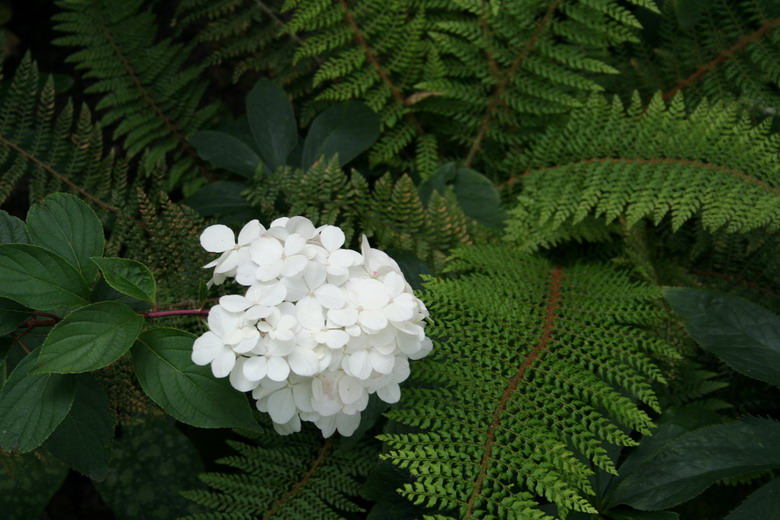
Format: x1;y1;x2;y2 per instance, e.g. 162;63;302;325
143;309;210;319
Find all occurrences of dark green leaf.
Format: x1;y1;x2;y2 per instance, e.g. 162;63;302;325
0;450;68;520
94;419;204;520
0;297;30;336
617;406;723;477
665;288;780;388
725;477;780;520
26;192;104;282
0;243;90;309
420;163;506;227
246;79;297;171
181;181;253;217
0;349;78;452
91;277;152;313
302;101;380;169
189;130;265;179
132;328;257;429
91;256;157;303
0;210;29;244
46;373;114;480
34;302;144;374
608;511;680;520
613;417;780;510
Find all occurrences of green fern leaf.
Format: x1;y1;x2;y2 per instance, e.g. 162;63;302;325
0;54;121;215
53;0;221;189
380;245;674;518
506;94;780;251
180;425;377;519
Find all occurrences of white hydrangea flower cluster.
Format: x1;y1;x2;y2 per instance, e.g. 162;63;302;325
192;217;432;437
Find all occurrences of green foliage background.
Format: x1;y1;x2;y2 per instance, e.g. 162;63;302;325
2;0;780;518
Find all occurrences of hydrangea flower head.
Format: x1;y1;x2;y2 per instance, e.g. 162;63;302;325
193;217;432;436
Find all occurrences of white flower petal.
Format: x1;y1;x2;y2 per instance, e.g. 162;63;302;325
280;255;308;277
266;357;291;381
377;382;401;404
251;237;284;264
303;262;327;289
211;347;236;378
383;271;406;298
358;280;389;309
320;226;345;252
359;310;388;332
272;414;301;435
192;332;223;365
348;350;373;380
255;262;282;281
233;335;258;354
292;383;313;413
385;301;415;322
409;337;433;360
329;249;362;267
315;415;337;437
288;348;320;376
243;356;268;380
338;375;365;404
324;330;349;349
296;297;324;330
335;412;361;436
237;219;263;245
328;307;358;327
267;388;296;424
214;250;240;274
200;225;235;253
286;216;316;239
314;284;346;309
208;306;240;337
219;294;252;313
284;234;307;256
229;358;260;392
370;350;395;375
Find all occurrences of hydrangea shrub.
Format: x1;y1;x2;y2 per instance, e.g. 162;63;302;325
193;216;432;436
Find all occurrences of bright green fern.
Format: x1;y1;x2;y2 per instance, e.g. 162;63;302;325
380;245;675;518
505;93;780;251
53;0;221;190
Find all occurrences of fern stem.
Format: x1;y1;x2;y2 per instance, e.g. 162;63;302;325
143;309;210;319
663;16;780;100
263;437;334;519
253;0;320;63
464;0;561;167
526;157;780;196
0;134;120;213
462;266;563;519
92;4;214;180
335;0;425;135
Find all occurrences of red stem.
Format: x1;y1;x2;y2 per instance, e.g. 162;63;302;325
143;309;210;319
16;308;210;331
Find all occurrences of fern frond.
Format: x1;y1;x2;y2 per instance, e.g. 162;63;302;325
0;54;122;215
282;0;432;174
380;245;672;517
180;425;377;519
657;2;780;110
241;158;486;271
53;0;220;188
506;94;780;251
174;0;310;88
418;0;656;177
